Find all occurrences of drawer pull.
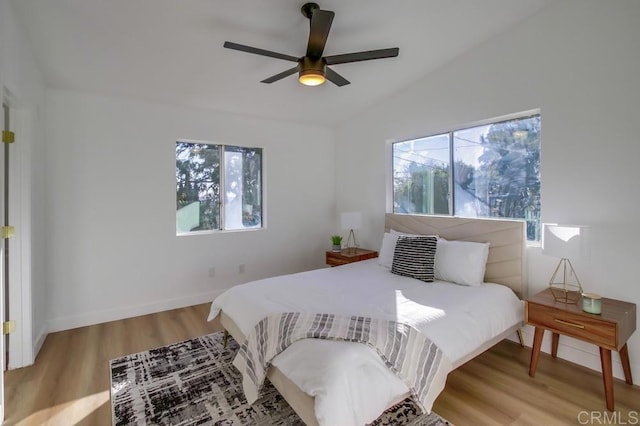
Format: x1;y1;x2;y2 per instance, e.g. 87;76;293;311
554;319;585;329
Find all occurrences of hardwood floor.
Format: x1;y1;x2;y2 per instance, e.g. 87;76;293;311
4;303;221;426
4;304;639;425
433;340;640;425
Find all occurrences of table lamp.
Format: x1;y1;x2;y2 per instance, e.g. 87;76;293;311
340;212;362;254
541;223;591;304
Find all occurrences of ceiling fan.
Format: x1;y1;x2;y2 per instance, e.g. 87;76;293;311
223;2;400;87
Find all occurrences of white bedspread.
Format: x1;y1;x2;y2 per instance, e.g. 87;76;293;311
208;259;523;425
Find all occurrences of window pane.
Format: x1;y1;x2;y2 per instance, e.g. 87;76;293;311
176;142;220;233
224;146;262;230
453;116;541;240
393;134;450;215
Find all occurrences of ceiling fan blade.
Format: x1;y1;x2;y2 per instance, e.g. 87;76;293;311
325;67;350;87
261;66;299;84
224;41;299;62
306;10;334;58
324;47;399;65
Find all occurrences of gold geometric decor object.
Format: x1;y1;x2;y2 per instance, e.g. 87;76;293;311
549;258;583;304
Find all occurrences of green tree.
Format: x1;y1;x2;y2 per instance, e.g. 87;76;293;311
476;116;541;239
241;148;262;226
394;162;449;215
176;142;220;231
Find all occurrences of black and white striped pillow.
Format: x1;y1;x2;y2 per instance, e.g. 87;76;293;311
391;235;438;282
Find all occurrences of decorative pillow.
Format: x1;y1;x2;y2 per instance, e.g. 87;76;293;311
380;231;439;269
434;238;490;286
391;235;438;282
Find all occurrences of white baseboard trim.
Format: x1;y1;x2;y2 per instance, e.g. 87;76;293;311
515;325;639;383
47;289;229;333
33;324;49;362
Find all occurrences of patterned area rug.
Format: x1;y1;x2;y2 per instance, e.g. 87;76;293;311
110;332;451;425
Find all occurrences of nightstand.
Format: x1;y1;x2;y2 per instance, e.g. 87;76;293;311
525;288;636;411
325;248;378;267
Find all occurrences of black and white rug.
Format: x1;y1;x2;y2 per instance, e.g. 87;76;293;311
110;332;451;425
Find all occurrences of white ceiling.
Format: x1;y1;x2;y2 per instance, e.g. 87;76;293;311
11;0;555;126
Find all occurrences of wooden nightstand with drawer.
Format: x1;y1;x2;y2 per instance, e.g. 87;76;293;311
325;248;378;267
525;288;636;411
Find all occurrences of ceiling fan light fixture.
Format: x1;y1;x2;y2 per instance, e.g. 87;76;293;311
299;69;326;86
298;57;326;86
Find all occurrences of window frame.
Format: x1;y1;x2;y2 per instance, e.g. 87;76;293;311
389;110;541;241
176;139;264;236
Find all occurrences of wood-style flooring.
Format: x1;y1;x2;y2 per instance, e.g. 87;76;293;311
4;304;639;425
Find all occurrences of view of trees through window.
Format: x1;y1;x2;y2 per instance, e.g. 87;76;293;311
176;141;262;233
393;115;541;240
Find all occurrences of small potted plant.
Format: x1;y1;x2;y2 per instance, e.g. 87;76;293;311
330;235;343;252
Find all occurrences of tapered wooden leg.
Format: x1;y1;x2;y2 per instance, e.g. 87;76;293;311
599;347;614;411
619;344;633;385
223;329;229;348
517;328;525;347
529;327;545;377
551;333;559;358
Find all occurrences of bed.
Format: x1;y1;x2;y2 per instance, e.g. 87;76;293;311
208;214;527;425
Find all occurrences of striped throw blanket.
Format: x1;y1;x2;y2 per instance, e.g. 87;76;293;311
232;312;452;414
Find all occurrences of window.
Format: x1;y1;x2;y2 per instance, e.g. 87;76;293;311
176;141;263;234
393;114;541;241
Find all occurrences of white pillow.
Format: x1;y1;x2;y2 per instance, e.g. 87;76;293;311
390;228;425;238
378;232;399;268
434;238;490;286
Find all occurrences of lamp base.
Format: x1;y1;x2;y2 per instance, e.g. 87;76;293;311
549;258;583;304
345;229;358;252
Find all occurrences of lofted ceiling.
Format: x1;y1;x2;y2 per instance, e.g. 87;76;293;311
10;0;555;126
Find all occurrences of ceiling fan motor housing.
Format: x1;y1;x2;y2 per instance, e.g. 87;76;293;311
299;56;326;77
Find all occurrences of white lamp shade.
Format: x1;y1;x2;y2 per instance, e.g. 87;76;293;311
340;212;362;230
541;224;591;260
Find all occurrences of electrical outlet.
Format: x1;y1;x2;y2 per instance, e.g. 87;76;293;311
238;264;245;274
208;267;216;278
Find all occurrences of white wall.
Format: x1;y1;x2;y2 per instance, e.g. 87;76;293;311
45;89;335;331
1;0;47;365
335;0;640;381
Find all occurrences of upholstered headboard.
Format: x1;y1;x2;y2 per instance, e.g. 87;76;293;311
385;214;527;298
